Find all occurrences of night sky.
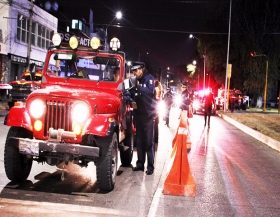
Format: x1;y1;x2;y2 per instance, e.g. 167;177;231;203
43;0;229;70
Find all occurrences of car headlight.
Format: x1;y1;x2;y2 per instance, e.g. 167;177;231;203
193;100;200;109
174;95;182;105
72;102;90;123
29;99;45;118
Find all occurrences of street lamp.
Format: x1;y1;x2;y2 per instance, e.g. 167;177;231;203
105;11;122;51
190;34;206;90
250;52;269;111
189;34;199;41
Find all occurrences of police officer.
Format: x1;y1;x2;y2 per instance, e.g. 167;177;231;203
163;87;173;127
203;90;215;128
131;64;156;175
179;82;192;117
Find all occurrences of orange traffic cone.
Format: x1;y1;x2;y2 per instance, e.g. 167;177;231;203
163;110;196;197
172;111;192;150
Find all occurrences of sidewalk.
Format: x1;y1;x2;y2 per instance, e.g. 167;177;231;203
217;107;280;152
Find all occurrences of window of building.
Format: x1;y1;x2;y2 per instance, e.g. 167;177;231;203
17;14;54;50
17;14;28;43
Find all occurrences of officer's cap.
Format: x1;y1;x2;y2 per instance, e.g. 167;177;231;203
131;65;143;71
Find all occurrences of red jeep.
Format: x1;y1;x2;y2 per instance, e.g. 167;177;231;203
4;33;136;191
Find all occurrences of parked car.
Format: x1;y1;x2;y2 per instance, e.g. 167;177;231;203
8;67;42;108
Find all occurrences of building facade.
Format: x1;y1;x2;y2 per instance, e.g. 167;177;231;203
0;0;57;83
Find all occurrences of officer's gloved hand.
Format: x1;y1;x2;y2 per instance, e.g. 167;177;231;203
123;90;133;103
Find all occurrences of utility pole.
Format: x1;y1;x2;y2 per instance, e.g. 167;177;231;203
26;0;34;72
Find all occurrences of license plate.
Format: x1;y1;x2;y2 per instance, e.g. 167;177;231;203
19;139;39;156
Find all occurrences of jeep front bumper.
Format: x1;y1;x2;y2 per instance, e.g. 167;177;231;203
9;137;100;157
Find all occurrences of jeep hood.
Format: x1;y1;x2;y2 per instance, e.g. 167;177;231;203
29;86;120;114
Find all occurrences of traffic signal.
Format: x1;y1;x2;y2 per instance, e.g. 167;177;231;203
250;52;256;57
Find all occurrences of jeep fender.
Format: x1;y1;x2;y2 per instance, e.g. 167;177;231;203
83;114;118;137
6;107;32;131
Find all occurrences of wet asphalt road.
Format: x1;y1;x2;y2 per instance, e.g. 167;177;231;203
0;107;280;217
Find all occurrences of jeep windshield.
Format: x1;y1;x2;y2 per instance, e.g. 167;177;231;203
46;50;121;82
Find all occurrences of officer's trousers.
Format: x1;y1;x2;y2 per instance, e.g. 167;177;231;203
134;115;155;171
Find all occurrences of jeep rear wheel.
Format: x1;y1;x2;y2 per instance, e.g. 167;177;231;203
96;132;118;191
4;127;33;182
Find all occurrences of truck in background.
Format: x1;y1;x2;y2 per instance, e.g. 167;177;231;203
8;65;42;108
215;88;249;111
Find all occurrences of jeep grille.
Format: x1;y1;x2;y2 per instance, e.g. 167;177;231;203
44;100;73;136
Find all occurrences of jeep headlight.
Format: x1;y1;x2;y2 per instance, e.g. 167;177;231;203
30;99;45;118
72;102;90;123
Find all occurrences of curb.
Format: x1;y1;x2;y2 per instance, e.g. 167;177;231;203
218;112;280;152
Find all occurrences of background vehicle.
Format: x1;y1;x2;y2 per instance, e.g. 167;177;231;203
193;90;216;115
192;90;204;114
8;66;42;108
4;33;136;192
215;88;248;111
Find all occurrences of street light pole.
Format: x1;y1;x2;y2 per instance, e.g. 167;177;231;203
203;52;206;90
105;11;122;51
160;67;169;88
250;53;268;111
26;0;35;72
264;58;268;111
190;34;206;90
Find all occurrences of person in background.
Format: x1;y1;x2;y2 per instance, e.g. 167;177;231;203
179;82;191;118
203;89;215;128
78;67;89;79
154;79;162;143
163;87;173;127
113;67;120;81
131;64;156;175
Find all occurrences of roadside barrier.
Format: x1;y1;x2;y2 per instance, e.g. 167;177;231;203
163;110;196;197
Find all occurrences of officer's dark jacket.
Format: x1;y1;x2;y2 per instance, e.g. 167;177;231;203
163;91;173;107
203;93;214;110
134;71;156;117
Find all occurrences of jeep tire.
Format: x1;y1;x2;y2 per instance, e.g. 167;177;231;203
96;132;118;191
4;127;33;182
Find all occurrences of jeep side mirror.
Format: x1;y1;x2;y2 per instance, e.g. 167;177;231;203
123;76;137;90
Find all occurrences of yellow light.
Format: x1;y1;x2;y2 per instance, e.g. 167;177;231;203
34;120;43;131
14;101;24;107
90;37;100;49
73;124;82;135
69;36;78;49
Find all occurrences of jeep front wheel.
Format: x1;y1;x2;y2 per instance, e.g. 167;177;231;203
4;127;33;182
96;132;118;191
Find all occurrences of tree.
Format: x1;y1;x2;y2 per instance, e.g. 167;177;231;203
198;0;280;103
